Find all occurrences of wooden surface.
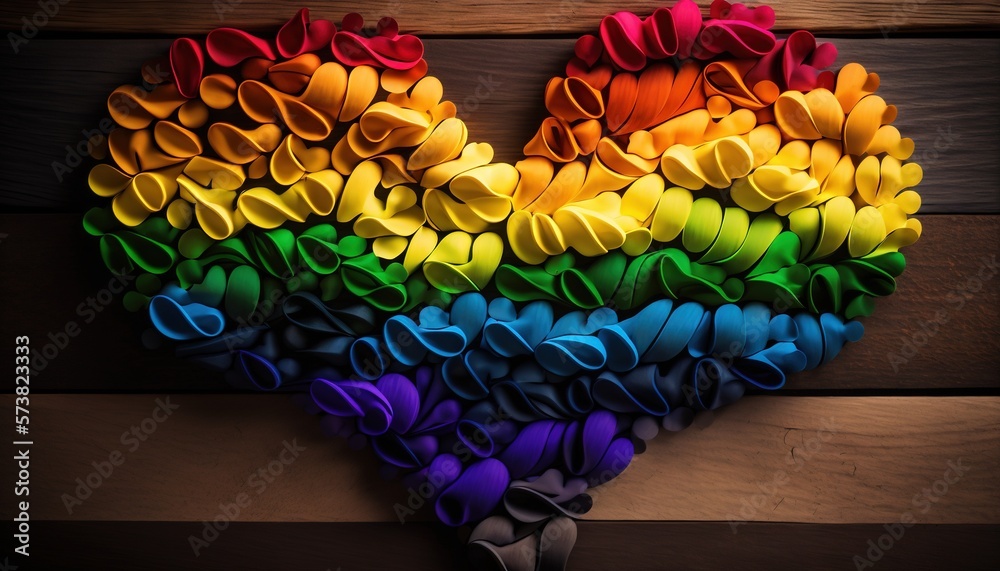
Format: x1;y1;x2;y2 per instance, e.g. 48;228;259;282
15;522;1000;571
1;0;999;569
11;395;999;523
1;214;997;393
2;38;999;211
1;0;998;35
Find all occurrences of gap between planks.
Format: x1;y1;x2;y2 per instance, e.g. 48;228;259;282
0;214;996;392
0;38;997;211
0;0;998;35
7;394;998;523
18;521;1000;571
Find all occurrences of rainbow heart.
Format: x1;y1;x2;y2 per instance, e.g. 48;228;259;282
82;1;922;568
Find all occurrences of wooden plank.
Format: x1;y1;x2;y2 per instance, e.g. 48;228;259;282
0;38;997;212
14;521;1000;571
12;394;999;523
1;214;996;392
0;0;997;35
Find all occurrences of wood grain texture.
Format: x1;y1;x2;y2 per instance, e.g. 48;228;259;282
2;214;996;392
9;394;998;523
0;3;996;570
16;521;1000;571
0;38;997;212
0;0;998;35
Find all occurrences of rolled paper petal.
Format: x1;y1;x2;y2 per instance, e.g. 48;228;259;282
584;436;634;486
149;285;225;340
435;458;510;526
176;325;263;359
332;14;424;71
567;59;613;93
403;452;463;498
689;303;746;357
498;378;586;421
83;208;179;275
536;334;608;376
501;384;549;423
199;73;237;109
376;373;421;434
238;62;349;141
499;420;568;479
593;368;664;416
340;256;411;312
283;292;375;336
372;432;438;469
383;314;468;367
276;8;336;59
208;123;283;165
600;11;647;71
457;401;518;458
467;516;537;571
562;410;617;476
484;300;554;357
233;350;283;391
351;336;386;380
819;313;865;366
635;301;706;363
697;19;776;59
169;38;204;99
493;221;906;314
661;136;756;190
690;358;746;409
265;54;323;94
107;83;187;130
469;515;578;571
206;26;277;66
449;293;489;342
644;0;703;59
746;31;837;92
710;0;775;27
504;469;591;523
248;292;868;408
732;347;799;389
310;378;393;435
410;396;461;436
545;77;605;122
703;61;777;111
84;5;928;546
442;349;509;400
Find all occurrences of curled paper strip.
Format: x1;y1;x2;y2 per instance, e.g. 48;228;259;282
88;5;921;316
495;237;906;319
83;3;925;569
154;289;861;421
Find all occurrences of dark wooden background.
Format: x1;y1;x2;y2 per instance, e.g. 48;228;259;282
1;1;999;569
